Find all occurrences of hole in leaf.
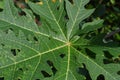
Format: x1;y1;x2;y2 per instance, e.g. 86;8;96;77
13;0;27;16
47;60;57;75
76;47;82;51
41;70;51;78
0;9;3;12
17;49;21;52
0;77;4;80
51;66;57;75
117;71;120;75
26;37;30;41
113;58;120;63
5;30;9;34
64;14;69;20
97;74;105;80
47;60;53;66
11;49;21;56
35;79;40;80
19;68;23;72
77;63;92;80
9;28;14;31
34;14;41;26
68;0;73;4
48;37;51;40
1;43;5;47
103;57;120;64
103;50;113;59
57;6;60;10
33;36;38;41
85;48;96;59
35;18;41;26
60;53;65;58
103;59;113;64
11;49;17;56
18;11;26;16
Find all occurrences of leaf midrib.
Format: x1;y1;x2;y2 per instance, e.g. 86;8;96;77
65;46;70;80
0;44;67;70
46;0;67;41
67;0;82;40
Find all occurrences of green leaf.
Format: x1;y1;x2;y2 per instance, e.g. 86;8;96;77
28;0;67;41
65;0;94;40
80;19;104;34
0;0;120;80
0;0;39;33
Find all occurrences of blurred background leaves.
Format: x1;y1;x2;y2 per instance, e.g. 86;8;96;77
86;0;120;31
85;0;120;42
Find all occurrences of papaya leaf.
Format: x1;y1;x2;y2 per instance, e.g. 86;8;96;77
65;0;94;40
0;0;120;80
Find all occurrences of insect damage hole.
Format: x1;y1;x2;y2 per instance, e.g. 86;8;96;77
85;48;96;59
11;49;17;56
97;74;105;80
1;43;5;47
103;50;114;64
18;11;26;16
0;8;3;12
103;50;113;59
77;63;92;80
19;68;23;72
41;70;51;78
68;0;73;4
57;6;60;10
34;14;41;26
59;53;65;58
47;60;57;75
117;71;120;75
33;36;38;42
113;57;120;63
11;49;21;56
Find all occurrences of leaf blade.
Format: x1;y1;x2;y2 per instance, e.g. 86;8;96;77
66;0;94;39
